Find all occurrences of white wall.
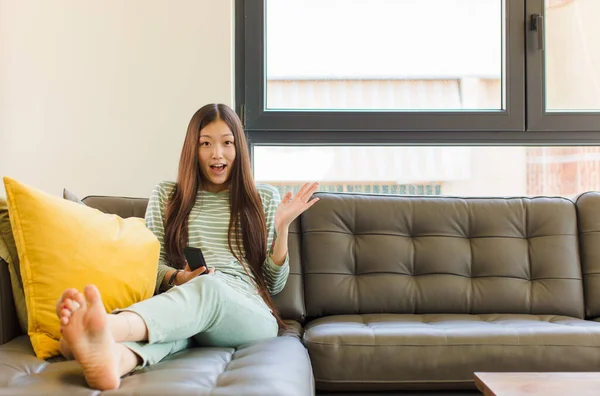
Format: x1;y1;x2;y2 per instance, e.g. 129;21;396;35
0;0;233;198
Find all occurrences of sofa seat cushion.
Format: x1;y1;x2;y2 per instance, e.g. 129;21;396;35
0;335;314;395
304;313;600;392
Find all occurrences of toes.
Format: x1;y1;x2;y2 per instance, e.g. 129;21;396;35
57;288;79;315
60;308;72;326
73;290;87;310
84;285;102;307
57;288;81;314
60;288;79;302
64;298;81;312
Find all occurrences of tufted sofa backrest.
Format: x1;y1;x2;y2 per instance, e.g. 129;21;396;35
301;193;584;319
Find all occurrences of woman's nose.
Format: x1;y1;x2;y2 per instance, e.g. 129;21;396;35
212;145;223;158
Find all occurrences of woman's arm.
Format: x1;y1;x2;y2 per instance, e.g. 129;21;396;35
146;182;213;292
144;182;176;294
261;183;319;295
269;227;288;266
261;186;290;296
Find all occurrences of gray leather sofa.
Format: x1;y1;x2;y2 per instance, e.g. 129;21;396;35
2;191;600;395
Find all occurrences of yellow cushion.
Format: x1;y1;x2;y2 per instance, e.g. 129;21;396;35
3;177;159;359
0;198;28;332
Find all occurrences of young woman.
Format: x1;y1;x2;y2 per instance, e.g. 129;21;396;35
55;103;319;390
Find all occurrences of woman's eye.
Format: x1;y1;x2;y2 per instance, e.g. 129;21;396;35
225;141;234;146
200;142;210;146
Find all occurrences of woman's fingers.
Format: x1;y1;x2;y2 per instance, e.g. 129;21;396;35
292;182;319;203
296;182;314;198
307;182;319;197
306;197;320;208
298;197;320;214
299;182;319;203
304;182;319;196
177;262;215;285
191;265;208;276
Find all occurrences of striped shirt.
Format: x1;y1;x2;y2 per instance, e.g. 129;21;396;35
144;181;290;312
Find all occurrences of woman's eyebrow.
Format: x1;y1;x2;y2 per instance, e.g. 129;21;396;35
200;133;234;138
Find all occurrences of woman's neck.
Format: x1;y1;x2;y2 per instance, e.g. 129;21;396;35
201;186;229;194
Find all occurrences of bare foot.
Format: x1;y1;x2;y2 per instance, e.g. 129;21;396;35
61;285;121;390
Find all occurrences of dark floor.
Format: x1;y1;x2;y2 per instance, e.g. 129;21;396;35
316;392;481;396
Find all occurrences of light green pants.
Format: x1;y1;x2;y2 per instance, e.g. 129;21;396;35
119;274;278;368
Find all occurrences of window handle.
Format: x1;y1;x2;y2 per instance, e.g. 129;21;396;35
530;14;544;51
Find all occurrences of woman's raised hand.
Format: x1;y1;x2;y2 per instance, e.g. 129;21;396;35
274;182;320;233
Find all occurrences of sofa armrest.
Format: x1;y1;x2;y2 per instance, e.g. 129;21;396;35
0;258;20;345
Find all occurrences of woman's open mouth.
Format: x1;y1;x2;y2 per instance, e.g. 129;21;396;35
210;164;226;175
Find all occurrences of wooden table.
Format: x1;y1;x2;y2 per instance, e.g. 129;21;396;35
475;372;600;395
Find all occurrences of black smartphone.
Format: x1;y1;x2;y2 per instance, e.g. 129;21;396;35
183;246;207;272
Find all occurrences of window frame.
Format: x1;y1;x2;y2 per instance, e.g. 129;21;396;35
526;0;600;132
236;0;600;145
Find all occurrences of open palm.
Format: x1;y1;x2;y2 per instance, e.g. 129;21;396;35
274;182;320;232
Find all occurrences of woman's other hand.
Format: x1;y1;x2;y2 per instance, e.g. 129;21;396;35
177;264;216;285
274;182;320;233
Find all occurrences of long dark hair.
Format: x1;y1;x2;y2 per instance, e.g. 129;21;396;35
164;103;285;329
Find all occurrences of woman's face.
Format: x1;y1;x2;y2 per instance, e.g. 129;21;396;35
198;119;236;193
